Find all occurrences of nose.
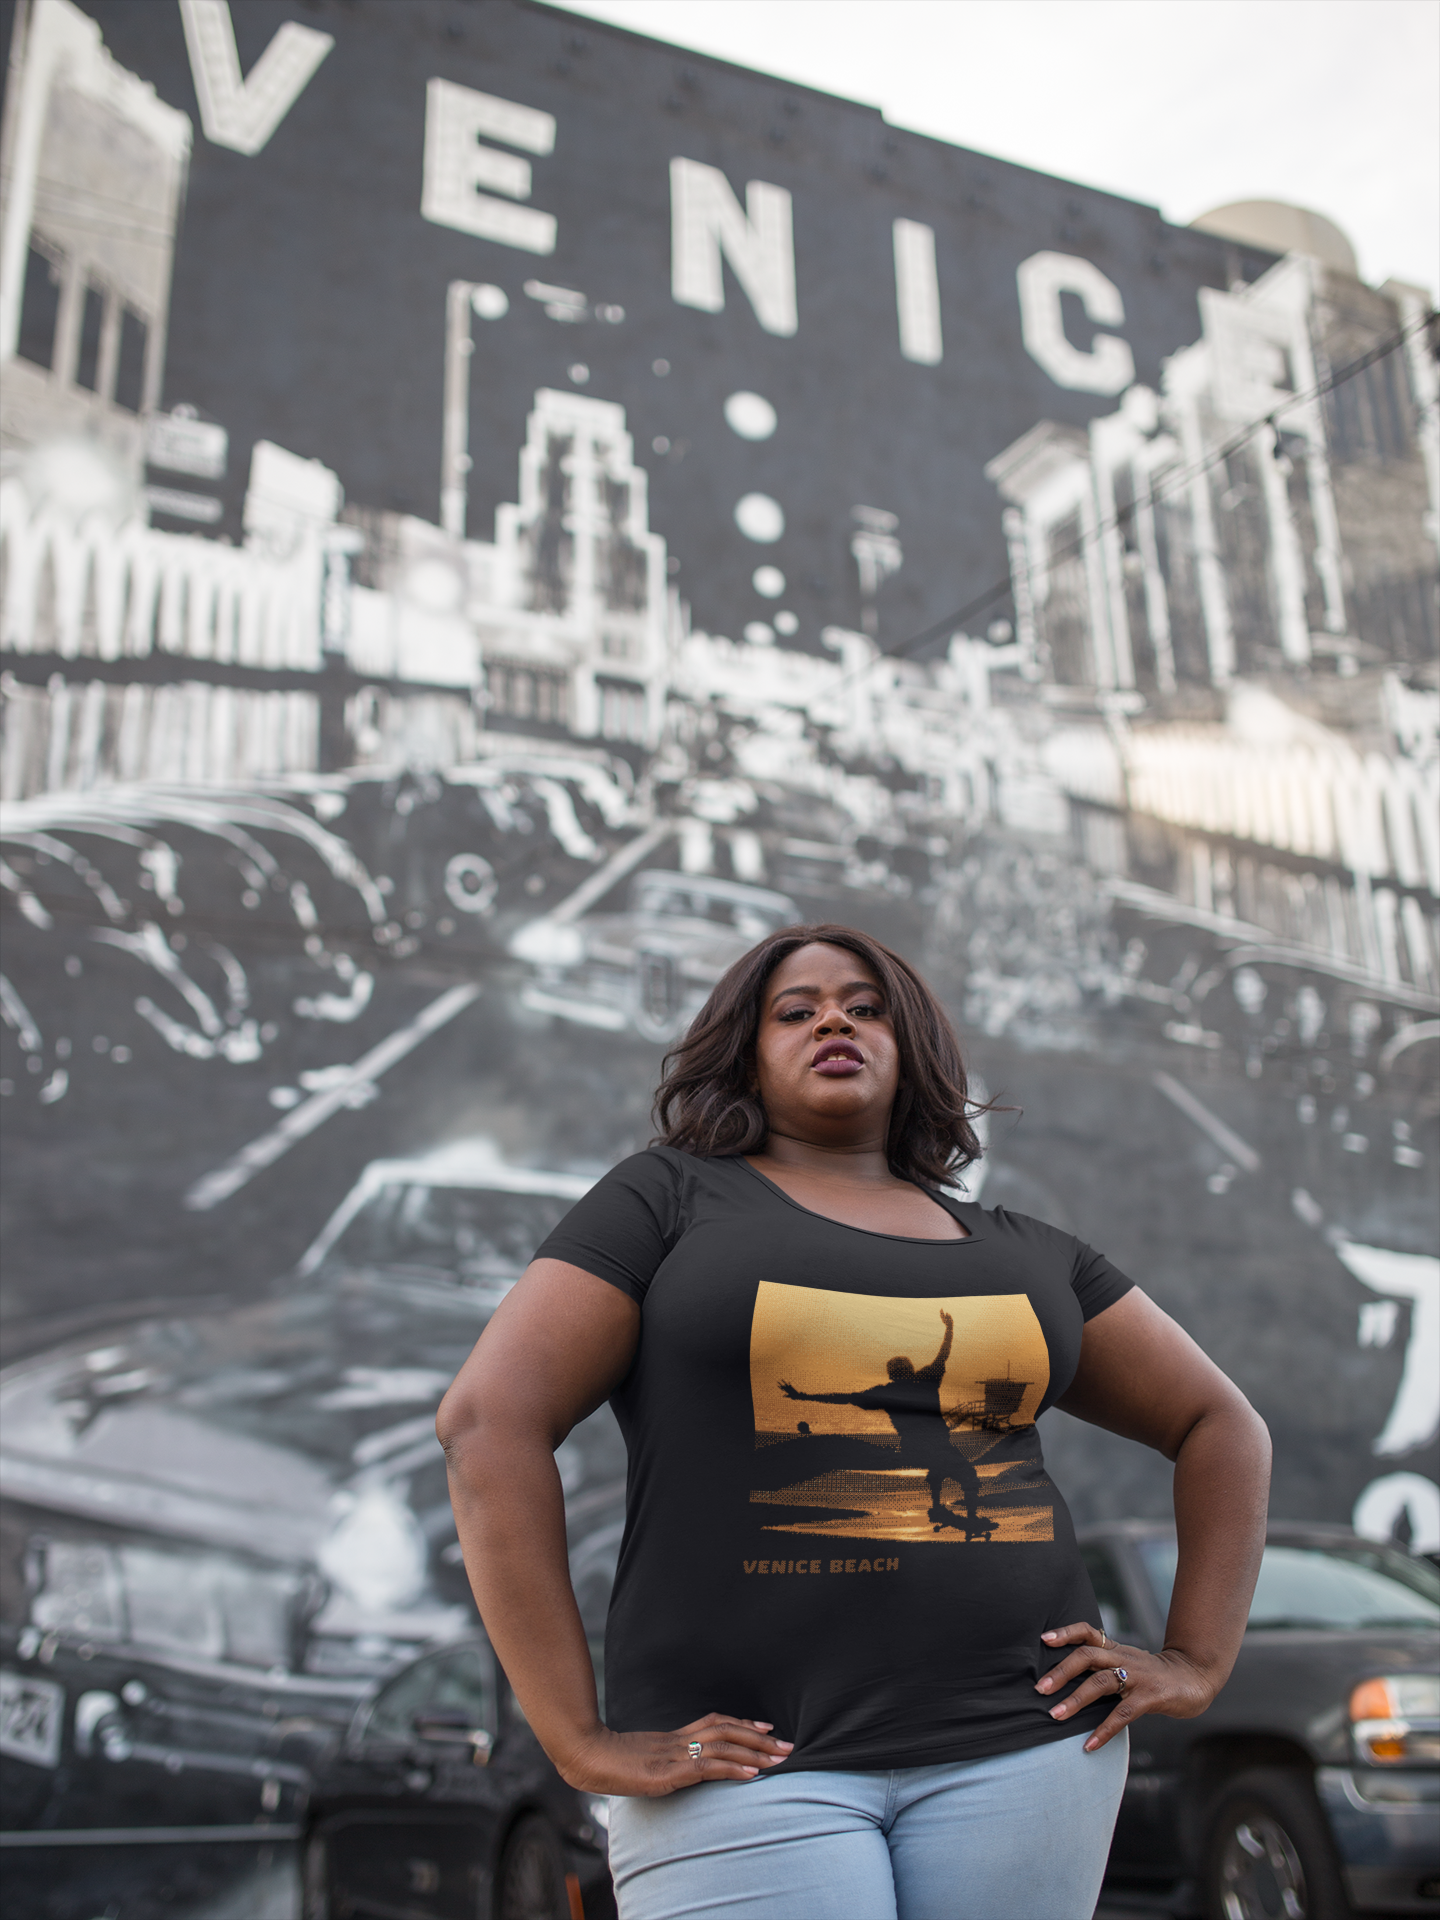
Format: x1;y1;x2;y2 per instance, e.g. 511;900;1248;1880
813;999;855;1035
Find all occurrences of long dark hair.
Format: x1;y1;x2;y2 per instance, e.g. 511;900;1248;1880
652;924;986;1187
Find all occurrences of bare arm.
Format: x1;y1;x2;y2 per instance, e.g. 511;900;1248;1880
436;1258;792;1793
1037;1288;1271;1750
779;1380;864;1404
918;1308;954;1383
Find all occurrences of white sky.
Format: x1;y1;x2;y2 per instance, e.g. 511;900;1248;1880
559;0;1439;297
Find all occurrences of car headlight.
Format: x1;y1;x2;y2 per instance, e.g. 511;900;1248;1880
510;920;585;969
1350;1674;1440;1765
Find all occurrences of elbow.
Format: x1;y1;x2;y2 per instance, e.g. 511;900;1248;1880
1248;1400;1274;1476
1227;1380;1272;1464
436;1391;509;1506
436;1381;551;1491
1174;1383;1272;1473
435;1389;461;1458
436;1382;489;1463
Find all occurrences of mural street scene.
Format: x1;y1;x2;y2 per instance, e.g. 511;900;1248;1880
0;1;1435;1914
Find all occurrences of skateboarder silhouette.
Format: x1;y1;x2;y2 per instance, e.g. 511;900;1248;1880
778;1310;994;1538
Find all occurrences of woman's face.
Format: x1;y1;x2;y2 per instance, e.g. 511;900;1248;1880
752;942;901;1141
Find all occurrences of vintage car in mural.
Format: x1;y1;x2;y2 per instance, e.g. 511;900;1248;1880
1087;1521;1440;1919
0;754;637;1104
511;867;800;1042
0;1140;625;1848
300;1635;614;1920
0;782;396;1112
751;784;944;910
279;754;638;963
661;777;950;933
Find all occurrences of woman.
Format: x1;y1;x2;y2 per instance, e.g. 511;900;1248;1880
438;925;1270;1919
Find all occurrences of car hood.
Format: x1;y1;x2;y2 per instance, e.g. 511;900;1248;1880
0;1273;619;1565
1209;1629;1440;1763
1;1370;333;1561
0;1280;456;1548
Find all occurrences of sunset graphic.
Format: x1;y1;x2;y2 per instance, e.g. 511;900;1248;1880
749;1284;1055;1546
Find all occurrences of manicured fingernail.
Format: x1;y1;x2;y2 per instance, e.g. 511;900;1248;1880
753;1722;773;1730
1084;1739;1099;1751
742;1766;758;1776
1036;1677;1053;1691
777;1741;794;1750
1042;1631;1059;1640
1050;1705;1067;1718
763;1755;783;1764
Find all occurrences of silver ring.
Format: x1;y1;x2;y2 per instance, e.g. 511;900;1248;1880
1111;1667;1128;1689
687;1740;704;1766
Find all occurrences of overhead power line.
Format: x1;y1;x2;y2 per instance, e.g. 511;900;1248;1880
836;305;1439;696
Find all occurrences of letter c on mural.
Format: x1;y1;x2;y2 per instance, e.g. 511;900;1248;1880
1016;251;1136;395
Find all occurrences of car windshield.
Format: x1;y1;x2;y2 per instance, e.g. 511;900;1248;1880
1138;1539;1440;1632
328;1184;575;1286
26;1531;306;1668
362;1650;450;1742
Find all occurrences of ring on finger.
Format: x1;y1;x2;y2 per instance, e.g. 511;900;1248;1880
1099;1630;1112;1649
687;1740;704;1767
1111;1667;1129;1691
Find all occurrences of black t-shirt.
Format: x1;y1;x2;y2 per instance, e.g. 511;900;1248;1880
536;1147;1134;1772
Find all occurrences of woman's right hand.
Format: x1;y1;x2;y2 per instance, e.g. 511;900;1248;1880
558;1713;794;1795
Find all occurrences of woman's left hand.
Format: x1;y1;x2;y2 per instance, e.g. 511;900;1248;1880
1036;1620;1217;1752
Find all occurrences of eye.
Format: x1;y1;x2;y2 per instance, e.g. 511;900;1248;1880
850;1001;884;1019
778;1006;813;1022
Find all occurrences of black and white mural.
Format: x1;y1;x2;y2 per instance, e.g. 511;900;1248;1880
0;0;1436;1904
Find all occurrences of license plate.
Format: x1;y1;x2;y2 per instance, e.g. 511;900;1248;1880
0;1669;65;1768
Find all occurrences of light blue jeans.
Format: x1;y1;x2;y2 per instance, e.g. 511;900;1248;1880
607;1728;1128;1920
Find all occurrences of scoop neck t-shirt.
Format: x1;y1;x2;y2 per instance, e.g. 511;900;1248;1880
535;1146;1135;1773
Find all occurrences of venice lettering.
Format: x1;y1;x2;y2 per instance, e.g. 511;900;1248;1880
409;74;1132;386
743;1558;901;1574
178;6;1137;387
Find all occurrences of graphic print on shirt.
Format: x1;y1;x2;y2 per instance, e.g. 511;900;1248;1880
749;1284;1053;1545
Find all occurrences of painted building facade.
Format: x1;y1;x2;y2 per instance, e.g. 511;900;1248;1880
0;0;1436;1897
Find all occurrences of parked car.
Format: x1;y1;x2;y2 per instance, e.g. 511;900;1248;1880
512;867;799;1041
1083;1520;1440;1918
0;1141;624;1852
302;1635;613;1920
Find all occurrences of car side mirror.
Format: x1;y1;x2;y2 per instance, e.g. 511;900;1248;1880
412;1709;493;1764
